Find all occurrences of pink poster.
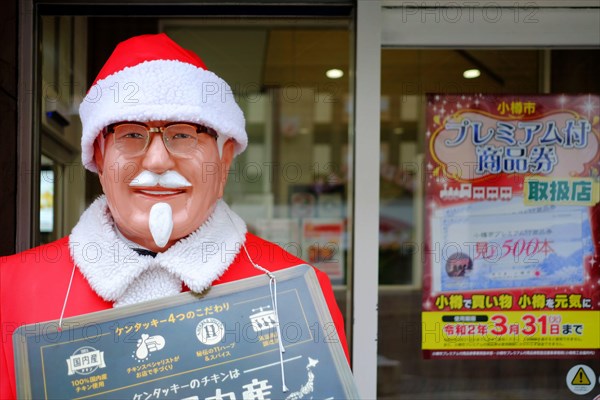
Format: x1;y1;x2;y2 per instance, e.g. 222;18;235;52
422;94;600;359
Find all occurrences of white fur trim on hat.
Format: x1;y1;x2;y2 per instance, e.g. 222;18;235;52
79;60;248;173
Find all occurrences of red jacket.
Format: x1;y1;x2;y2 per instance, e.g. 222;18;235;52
0;234;348;399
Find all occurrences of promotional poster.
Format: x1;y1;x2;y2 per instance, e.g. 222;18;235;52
422;94;600;359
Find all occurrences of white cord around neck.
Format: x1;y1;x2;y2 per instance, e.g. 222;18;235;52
59;262;77;330
224;207;289;393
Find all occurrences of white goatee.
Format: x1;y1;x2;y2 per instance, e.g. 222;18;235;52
149;202;174;248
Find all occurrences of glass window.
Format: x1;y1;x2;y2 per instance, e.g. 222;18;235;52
378;49;600;398
160;22;351;286
379;49;542;286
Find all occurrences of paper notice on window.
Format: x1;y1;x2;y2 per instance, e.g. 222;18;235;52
430;199;592;292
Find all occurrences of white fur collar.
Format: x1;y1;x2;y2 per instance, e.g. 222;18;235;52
69;196;247;307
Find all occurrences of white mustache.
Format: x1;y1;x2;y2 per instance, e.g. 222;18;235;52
129;170;192;188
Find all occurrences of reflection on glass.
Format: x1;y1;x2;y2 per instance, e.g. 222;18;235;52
40;168;54;238
40;154;59;245
162;23;351;284
379;50;542;287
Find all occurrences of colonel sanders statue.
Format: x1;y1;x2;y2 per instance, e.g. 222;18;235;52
0;33;347;399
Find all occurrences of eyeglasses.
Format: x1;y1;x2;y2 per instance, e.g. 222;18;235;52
102;122;218;156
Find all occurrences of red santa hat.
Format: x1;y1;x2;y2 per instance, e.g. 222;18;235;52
79;33;247;172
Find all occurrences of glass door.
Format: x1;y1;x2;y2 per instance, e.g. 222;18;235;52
373;4;600;399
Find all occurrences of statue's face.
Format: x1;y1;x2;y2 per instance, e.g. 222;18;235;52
93;121;234;251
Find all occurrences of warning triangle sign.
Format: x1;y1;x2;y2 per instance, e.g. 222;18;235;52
571;367;592;385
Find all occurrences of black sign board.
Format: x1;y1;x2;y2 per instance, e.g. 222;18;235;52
14;265;358;399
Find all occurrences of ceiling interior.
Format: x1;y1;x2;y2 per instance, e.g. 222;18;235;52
166;24;541;96
163;21;352;93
